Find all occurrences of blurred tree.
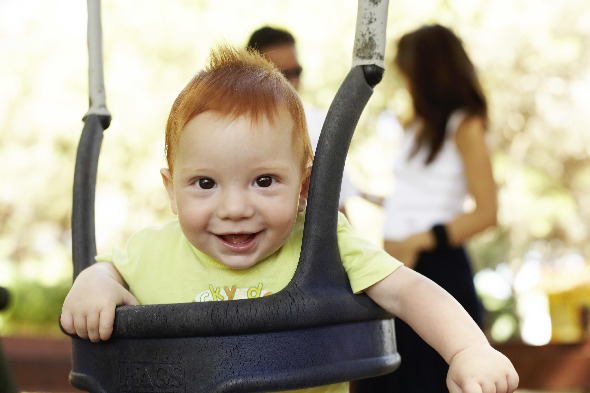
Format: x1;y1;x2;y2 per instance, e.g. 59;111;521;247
475;0;590;268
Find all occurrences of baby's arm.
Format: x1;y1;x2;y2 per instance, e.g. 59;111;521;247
61;262;139;342
365;266;518;393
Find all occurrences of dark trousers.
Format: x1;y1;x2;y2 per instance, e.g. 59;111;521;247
354;246;483;393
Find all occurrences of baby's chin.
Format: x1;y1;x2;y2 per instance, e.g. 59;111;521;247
218;257;260;270
217;245;284;270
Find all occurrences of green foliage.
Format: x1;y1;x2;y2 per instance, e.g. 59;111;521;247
0;279;70;337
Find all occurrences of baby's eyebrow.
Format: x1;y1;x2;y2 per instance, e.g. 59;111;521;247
177;165;213;173
252;164;292;173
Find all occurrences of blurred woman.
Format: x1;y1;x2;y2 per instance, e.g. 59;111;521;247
356;24;497;393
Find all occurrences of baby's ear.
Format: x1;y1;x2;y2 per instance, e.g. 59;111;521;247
297;166;312;212
160;168;178;215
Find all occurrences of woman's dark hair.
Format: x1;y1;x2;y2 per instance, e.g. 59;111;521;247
395;24;487;164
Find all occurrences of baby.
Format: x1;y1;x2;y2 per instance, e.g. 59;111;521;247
61;43;518;393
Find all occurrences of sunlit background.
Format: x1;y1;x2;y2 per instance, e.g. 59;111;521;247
2;0;590;354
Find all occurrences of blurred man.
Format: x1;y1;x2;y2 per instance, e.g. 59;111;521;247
247;26;361;211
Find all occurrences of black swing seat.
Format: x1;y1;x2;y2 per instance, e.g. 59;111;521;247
68;28;399;393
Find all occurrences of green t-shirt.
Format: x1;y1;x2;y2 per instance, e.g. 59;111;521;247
98;212;402;393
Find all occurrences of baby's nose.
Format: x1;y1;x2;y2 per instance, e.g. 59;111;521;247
217;189;254;220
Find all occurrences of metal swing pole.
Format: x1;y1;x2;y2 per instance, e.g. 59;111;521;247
71;0;111;279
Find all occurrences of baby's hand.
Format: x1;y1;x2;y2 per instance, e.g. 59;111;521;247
60;262;139;342
447;345;519;393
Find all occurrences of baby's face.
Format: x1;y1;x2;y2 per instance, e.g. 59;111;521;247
161;109;308;269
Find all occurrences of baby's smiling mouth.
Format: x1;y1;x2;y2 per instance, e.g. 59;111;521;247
218;233;256;244
216;232;260;252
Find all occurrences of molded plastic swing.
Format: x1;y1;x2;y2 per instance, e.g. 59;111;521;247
67;1;399;392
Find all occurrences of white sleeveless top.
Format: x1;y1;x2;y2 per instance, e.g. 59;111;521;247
382;110;468;241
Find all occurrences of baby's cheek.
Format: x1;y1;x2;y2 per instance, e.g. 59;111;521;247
270;211;297;238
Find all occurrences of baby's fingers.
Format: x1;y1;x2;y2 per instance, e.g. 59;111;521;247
123;291;140;306
85;312;102;342
72;312;90;340
59;312;75;335
96;292;138;341
448;377;517;393
507;372;519;392
449;379;476;393
98;307;116;341
494;377;508;393
448;380;495;393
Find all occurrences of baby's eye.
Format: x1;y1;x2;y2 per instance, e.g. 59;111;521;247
195;178;216;190
254;176;275;188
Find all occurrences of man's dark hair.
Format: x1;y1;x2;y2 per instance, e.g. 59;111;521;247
246;26;296;52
